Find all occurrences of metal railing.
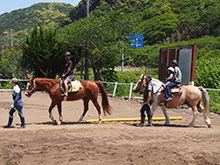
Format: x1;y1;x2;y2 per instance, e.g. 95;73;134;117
1;79;219;99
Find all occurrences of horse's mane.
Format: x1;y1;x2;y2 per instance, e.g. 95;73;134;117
152;78;163;84
34;78;59;82
151;78;163;93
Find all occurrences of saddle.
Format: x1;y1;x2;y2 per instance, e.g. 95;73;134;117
159;84;184;106
60;79;82;93
170;84;182;94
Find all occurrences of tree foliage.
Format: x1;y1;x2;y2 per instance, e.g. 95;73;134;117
0;46;28;79
59;0;220;45
22;23;63;78
57;11;140;80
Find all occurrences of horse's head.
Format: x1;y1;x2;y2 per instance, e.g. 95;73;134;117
25;78;37;97
133;74;146;93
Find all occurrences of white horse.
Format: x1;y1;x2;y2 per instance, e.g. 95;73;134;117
133;74;211;128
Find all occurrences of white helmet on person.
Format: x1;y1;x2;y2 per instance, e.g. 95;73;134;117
64;52;71;56
168;67;174;72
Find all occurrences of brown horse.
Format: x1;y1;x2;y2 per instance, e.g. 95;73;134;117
25;78;112;124
133;74;211;127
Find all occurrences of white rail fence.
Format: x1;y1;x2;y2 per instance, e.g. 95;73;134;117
0;79;220;100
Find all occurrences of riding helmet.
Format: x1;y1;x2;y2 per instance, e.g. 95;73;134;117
144;75;152;80
168;67;174;72
171;59;178;65
64;52;71;56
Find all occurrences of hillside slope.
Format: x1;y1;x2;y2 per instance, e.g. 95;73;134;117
60;0;220;45
0;2;73;46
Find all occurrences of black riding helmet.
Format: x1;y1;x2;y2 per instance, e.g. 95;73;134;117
65;51;71;56
171;59;178;66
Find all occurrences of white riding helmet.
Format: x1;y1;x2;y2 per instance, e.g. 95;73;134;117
168;67;174;72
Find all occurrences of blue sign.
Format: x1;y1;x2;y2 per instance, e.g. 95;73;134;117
129;34;143;48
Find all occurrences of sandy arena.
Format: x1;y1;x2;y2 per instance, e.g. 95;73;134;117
0;91;220;165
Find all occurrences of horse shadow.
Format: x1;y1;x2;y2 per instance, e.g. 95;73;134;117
35;121;97;125
124;122;206;128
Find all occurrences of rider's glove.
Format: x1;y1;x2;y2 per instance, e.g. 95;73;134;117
10;104;14;108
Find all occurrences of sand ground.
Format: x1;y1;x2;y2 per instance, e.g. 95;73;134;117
0;91;220;165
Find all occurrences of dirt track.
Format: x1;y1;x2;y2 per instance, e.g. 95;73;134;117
0;91;220;165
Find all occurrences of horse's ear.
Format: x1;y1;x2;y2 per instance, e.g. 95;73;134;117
140;74;144;78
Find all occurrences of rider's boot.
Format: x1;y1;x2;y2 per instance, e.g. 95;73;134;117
18;117;25;128
146;114;152;127
3;117;13;128
138;116;146;127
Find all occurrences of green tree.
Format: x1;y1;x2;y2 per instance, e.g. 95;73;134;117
0;47;28;78
58;11;140;80
195;57;220;89
141;13;179;45
22;23;63;78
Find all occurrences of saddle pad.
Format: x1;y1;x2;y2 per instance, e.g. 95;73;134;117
69;80;82;92
171;86;184;95
171;88;179;93
60;80;82;93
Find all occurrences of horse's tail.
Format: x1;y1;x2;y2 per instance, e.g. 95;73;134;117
198;86;210;117
95;81;112;116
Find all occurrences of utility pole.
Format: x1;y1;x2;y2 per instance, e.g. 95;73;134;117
86;0;91;17
121;47;124;72
10;30;13;47
84;0;91;80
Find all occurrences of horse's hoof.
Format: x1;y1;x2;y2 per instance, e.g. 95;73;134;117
208;124;211;128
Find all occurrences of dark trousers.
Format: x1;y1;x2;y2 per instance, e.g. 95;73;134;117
8;102;25;126
140;101;153;117
165;81;179;99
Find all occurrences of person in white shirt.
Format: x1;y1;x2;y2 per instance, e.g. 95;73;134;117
4;78;25;128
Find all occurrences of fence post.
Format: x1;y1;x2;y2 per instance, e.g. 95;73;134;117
129;82;133;99
112;82;118;97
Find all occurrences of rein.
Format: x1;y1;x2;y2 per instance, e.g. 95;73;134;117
154;85;163;95
44;80;60;93
48;80;60;90
8;106;23;118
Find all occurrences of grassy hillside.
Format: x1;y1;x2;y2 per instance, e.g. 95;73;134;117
60;0;220;45
0;2;73;47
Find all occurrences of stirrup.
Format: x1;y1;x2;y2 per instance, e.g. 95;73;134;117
61;93;68;97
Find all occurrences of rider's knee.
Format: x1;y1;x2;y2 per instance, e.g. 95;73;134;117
64;80;68;85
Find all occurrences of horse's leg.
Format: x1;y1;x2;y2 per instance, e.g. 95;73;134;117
90;97;102;123
198;104;211;128
56;101;63;125
49;101;57;124
77;97;90;123
154;94;170;125
188;106;198;127
161;106;170;125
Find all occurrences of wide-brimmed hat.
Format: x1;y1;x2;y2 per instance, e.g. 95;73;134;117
10;78;18;83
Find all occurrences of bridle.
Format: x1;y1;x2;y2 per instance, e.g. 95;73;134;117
25;78;36;97
133;75;145;93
